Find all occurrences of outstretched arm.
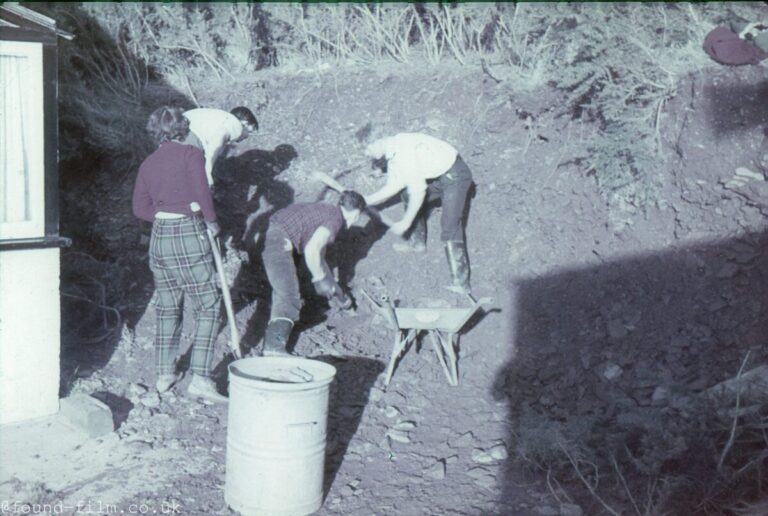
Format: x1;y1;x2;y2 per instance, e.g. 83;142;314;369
364;180;405;206
203;132;230;186
388;187;426;236
305;226;352;308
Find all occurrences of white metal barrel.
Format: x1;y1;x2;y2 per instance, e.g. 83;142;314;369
225;356;337;516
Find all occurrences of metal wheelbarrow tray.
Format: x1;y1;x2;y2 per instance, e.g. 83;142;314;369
363;291;491;386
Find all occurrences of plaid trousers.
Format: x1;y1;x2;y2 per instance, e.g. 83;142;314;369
148;216;221;377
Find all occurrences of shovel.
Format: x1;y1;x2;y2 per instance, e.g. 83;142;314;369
206;230;242;359
191;203;241;359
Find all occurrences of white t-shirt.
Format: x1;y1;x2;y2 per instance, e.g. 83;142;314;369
183;108;245;184
366;133;458;193
183;108;244;150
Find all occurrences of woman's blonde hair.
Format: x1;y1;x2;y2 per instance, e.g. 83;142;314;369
146;106;190;145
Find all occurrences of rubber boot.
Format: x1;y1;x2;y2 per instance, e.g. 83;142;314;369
444;241;471;295
262;318;294;357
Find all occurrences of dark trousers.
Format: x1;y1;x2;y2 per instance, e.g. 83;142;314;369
402;155;473;243
262;225;302;322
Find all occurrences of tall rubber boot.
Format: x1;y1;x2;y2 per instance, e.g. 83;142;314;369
444;241;471;295
262;318;294;356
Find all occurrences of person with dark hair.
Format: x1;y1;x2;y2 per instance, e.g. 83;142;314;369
132;106;228;404
258;191;366;356
183;106;258;185
363;133;474;295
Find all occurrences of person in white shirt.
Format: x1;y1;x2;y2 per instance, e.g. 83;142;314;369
363;132;474;295
183;107;258;185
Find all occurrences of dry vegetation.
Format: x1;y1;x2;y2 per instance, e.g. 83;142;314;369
42;2;768;514
49;2;759;214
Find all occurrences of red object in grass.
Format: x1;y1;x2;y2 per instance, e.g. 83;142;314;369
703;26;768;66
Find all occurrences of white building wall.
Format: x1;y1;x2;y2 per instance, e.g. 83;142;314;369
0;247;61;424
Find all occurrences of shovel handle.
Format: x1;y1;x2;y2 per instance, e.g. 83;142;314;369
207;230;242;359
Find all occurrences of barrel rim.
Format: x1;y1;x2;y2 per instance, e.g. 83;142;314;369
228;356;336;388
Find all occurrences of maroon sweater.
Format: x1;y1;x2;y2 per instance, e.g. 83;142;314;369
132;141;217;222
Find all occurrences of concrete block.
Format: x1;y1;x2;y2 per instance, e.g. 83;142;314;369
59;394;114;437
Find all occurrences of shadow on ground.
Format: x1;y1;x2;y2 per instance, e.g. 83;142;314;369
213;145;297;352
216;148;390;352
315;355;385;499
494;231;768;512
705;75;768;135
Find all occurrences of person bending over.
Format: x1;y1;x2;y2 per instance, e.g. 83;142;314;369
363;132;474;295
183;106;258;186
259;192;365;356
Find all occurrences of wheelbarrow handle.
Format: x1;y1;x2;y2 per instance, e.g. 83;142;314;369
379;295;399;329
360;289;399;329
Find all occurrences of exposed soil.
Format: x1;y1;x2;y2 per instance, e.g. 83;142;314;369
5;61;768;515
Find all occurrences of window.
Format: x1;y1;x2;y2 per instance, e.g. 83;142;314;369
0;40;44;240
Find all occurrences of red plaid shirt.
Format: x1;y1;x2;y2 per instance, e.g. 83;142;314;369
271;202;344;253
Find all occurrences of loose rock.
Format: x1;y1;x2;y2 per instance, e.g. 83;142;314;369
559;503;584;516
387;430;411;444
425;460;446;480
140;392;161;408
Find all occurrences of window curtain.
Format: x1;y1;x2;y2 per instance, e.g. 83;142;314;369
0;54;31;223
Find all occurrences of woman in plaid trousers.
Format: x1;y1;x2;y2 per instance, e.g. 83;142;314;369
132;106;228;404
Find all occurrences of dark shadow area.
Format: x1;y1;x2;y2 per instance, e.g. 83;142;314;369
213;145;297;352
493;231;768;513
704;75;768;135
314;355;385;499
214;144;298;246
331;215;389;288
222;160;391;353
44;3;193;397
280;212;392;354
211;352;238;394
91;391;134;431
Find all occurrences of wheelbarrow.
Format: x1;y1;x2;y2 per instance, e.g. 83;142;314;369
362;291;491;386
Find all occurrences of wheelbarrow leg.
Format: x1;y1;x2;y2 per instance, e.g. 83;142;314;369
438;331;459;386
384;329;417;386
428;331;455;385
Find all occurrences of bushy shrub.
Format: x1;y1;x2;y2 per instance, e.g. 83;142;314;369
40;3;179;172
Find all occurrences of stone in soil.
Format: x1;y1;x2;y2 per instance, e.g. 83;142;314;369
59;394;114;437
